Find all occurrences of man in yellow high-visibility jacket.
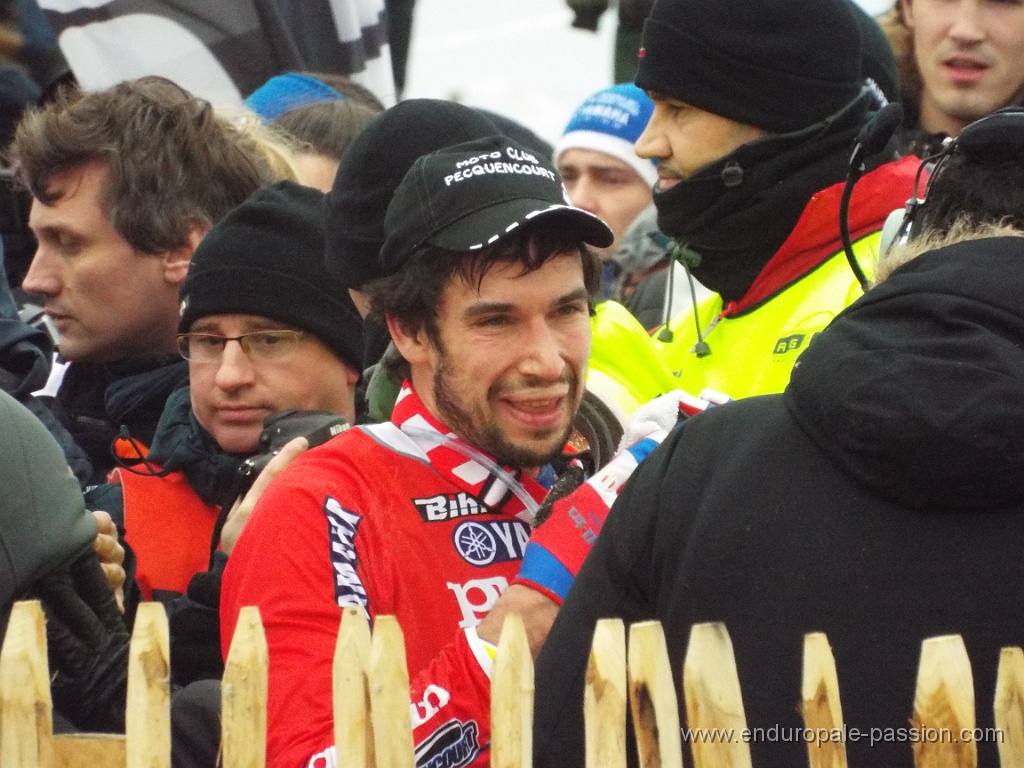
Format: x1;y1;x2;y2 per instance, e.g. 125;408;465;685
635;0;919;399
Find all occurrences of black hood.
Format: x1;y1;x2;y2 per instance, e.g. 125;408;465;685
786;237;1024;510
0;390;96;610
0;316;53;398
653;94;870;302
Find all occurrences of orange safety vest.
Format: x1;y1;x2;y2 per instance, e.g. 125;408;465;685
116;468;221;601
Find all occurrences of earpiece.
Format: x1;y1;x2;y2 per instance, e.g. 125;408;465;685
879;207;908;255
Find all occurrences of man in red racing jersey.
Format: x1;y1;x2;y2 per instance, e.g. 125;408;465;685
221;135;671;768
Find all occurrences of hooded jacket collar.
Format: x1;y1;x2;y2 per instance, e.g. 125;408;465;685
146;387;247;507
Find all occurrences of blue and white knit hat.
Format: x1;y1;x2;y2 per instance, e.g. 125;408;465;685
555;83;658;188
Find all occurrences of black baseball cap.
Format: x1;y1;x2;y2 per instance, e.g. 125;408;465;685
380;135;613;271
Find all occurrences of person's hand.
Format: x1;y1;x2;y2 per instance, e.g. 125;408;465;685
220;436;308;555
616;388;709;452
91;510;125;614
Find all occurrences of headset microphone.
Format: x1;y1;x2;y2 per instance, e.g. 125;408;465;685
850;102;904;175
839;102;904;291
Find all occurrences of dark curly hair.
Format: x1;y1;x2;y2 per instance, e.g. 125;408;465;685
367;220;601;380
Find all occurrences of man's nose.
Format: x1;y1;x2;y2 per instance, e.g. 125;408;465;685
518;319;565;380
21;247;61;298
948;1;986;43
635;109;669;161
568;176;600;216
214;339;258;390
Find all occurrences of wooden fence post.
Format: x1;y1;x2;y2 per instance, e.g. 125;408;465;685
585;618;627;768
125;602;171;768
491;613;532;768
912;635;976;768
368;615;414;768
802;632;847;768
994;646;1024;768
0;600;54;768
222;606;268;768
335;606;374;768
627;620;684;768
682;622;752;768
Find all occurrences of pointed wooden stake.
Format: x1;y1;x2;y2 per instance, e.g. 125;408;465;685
222;606;268;768
126;602;171;768
491;613;533;768
912;635;976;768
334;606;374;768
0;601;54;768
627;621;683;768
682;622;751;768
994;647;1024;768
585;618;627;768
801;632;847;768
367;616;414;768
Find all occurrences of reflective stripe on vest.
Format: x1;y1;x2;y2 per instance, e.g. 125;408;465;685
652;234;880;399
117;468;220;601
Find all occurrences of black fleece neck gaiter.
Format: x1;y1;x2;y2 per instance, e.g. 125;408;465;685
654;96;870;302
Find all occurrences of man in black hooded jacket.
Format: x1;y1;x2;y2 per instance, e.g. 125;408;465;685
532;111;1024;768
0;388;129;735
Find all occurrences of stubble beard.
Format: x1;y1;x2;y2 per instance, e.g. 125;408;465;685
432;355;581;469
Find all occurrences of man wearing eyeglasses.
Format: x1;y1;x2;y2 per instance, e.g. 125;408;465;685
94;181;363;692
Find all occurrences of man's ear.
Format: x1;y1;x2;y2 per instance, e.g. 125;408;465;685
162;220;209;286
900;0;915;27
386;313;431;367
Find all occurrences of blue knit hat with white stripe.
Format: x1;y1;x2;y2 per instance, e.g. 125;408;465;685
555;84;658;188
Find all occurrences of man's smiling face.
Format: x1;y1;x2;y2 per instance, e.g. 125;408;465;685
396;251;592;469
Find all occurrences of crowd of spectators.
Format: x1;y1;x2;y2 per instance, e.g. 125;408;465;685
2;1;1024;767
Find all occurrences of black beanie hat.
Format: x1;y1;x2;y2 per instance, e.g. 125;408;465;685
324;99;500;289
846;0;901;107
635;0;864;133
179;180;363;372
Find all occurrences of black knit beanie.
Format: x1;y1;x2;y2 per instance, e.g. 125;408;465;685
179;180;363;372
846;0;900;107
635;0;864;133
324;99;500;289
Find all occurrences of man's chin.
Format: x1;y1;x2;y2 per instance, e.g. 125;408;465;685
486;424;574;469
210;426;262;456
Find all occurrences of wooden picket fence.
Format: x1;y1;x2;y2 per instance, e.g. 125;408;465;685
2;599;1023;767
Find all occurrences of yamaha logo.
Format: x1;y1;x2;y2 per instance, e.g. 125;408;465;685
452;519;529;567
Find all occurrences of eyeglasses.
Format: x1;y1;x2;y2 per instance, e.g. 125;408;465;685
176;330;306;363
